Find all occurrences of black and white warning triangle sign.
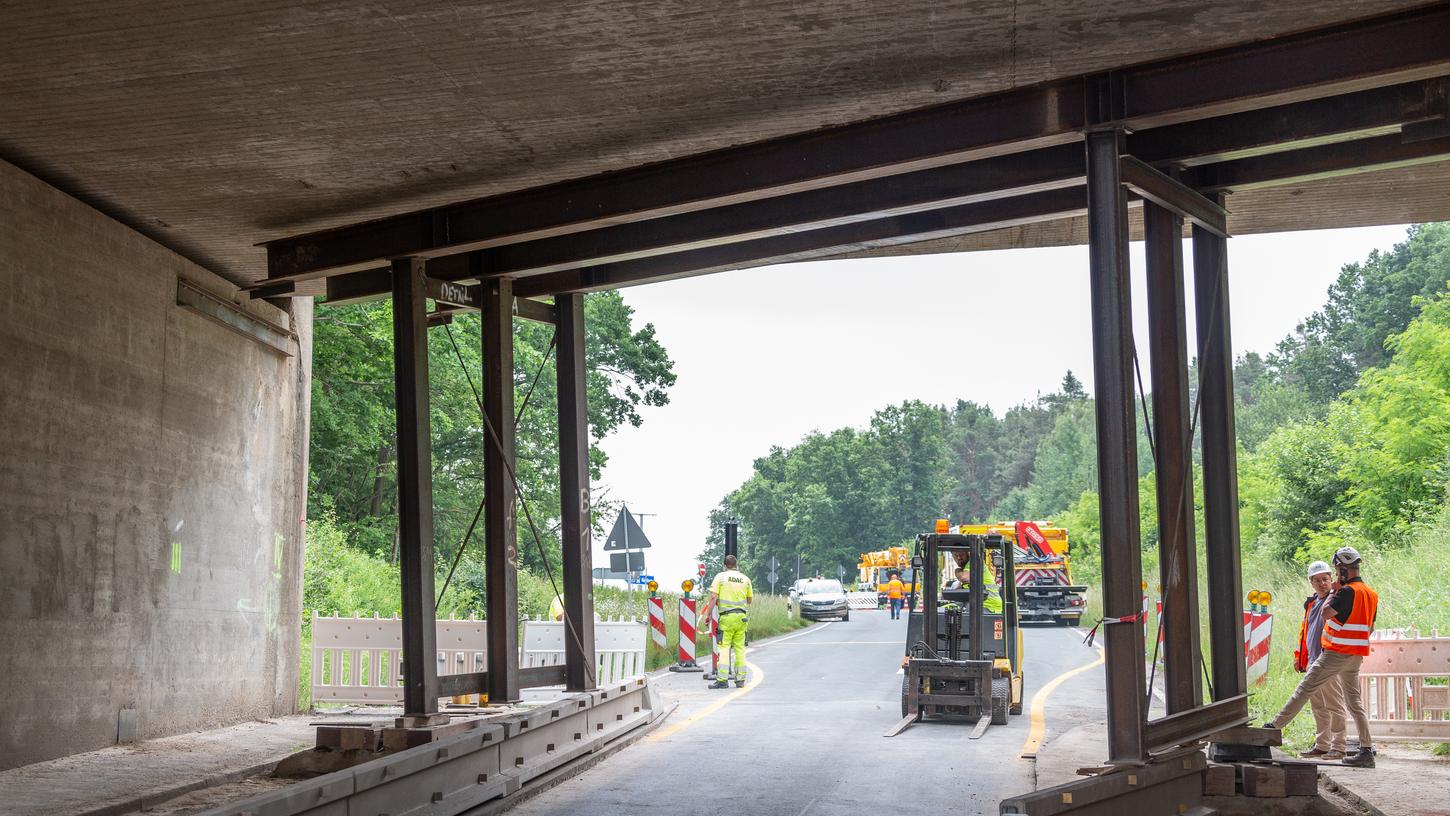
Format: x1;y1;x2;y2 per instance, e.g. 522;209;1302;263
603;506;652;551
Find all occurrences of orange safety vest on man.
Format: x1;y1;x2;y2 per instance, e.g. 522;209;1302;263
1321;577;1378;656
884;578;905;600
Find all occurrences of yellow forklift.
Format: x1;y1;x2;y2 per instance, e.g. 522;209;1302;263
887;527;1025;738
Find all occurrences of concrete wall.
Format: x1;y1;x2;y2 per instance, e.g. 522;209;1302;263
0;160;312;770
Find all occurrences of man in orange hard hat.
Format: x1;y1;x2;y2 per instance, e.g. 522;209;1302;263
884;571;905;620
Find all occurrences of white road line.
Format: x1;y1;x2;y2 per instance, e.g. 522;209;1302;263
751;621;832;649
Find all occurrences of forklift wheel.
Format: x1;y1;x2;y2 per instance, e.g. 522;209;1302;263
991;677;1009;726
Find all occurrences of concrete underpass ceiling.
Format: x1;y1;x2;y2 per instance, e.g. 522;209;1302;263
3;1;1446;289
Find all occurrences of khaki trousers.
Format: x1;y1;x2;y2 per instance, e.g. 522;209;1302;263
1272;650;1371;749
1307;670;1348;752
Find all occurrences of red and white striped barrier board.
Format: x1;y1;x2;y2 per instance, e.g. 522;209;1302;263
1244;610;1273;687
678;598;698;666
648;596;666;649
1017;568;1069;586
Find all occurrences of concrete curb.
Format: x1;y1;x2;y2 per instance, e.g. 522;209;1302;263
1319;774;1388;816
77;755;289;816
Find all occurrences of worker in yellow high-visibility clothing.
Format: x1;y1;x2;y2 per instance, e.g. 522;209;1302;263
706;554;754;689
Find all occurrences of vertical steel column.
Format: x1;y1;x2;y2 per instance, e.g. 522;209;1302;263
483;278;520;703
1193;201;1247;701
1085;129;1148;762
1144;201;1203;713
556;293;596;692
392;258;440;717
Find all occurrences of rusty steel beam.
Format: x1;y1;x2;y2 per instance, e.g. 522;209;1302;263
513;187;1092;297
1085;129;1148;765
483;277;521;704
1127;78;1447;166
1186;132;1450;191
392;258;441;717
1144;695;1250;753
557;293;597;692
285;79;1444;294
1119;157;1227;237
1193;201;1247;702
1144;200;1203;715
264;5;1450;281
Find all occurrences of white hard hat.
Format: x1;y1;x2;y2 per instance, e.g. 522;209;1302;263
1307;560;1332;578
1332;546;1363;568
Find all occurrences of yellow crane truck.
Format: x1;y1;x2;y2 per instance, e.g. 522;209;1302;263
957;521;1086;626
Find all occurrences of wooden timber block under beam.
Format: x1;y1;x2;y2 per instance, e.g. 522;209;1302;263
1282;762;1320;797
1211;725;1283;746
1241;764;1287;798
1203;763;1237;797
315;725;382;751
381;717;505;752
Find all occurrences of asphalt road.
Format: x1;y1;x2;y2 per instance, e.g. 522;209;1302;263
509;609;1108;816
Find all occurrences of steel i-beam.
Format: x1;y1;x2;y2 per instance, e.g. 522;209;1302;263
1192;202;1247;700
1144;200;1204;714
556;293;597;692
1085;129;1148;763
392;258;441;716
483;277;521;703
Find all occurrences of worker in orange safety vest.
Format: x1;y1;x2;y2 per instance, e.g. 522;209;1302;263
884;572;905;620
1267;547;1379;767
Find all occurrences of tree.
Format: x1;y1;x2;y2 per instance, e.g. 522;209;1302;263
309;291;676;580
1272;223;1450;403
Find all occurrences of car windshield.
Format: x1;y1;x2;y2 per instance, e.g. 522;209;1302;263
802;580;843;594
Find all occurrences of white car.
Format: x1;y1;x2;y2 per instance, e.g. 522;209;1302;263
795;578;850;621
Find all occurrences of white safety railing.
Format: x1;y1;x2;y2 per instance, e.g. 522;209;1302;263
521;618;647;687
311;613;646;706
847;592;880;610
1360;629;1450;742
311;613;488;705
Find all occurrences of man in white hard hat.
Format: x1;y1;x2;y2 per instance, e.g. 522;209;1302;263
1267;547;1379;767
1292;561;1347;759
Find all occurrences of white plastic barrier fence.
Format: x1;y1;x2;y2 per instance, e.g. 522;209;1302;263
311;613;487;705
1360;629;1450;741
521;618;647;687
847;592;880;610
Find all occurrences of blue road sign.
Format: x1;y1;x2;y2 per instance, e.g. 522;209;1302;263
630;574;655;585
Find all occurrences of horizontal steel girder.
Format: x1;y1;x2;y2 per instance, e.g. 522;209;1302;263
264;7;1450;282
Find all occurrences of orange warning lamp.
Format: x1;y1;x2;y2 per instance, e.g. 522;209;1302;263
647;580;659;593
681;579;695;594
934;518;950;533
1259;591;1273;605
1247;590;1262;605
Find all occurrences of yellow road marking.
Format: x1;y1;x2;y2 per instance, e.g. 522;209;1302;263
1019;651;1104;759
649;661;765;741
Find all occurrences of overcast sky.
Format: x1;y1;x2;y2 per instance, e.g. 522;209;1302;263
592;225;1409;586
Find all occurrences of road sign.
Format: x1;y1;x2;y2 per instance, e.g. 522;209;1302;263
630;573;654;585
603;507;652;551
697;562;706;578
836;564;846;581
609;551;646;573
768;556;778;592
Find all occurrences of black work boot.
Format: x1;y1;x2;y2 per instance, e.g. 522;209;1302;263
1341;747;1376;768
735;679;746;688
708;679;730;690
